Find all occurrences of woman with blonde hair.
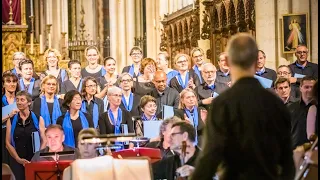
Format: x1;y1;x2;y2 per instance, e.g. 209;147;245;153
32;75;65;127
174;88;204;145
42;48;68;84
81;46;106;80
169;53;200;93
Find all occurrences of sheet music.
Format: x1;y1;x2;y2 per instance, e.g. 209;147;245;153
2;102;17;117
254;75;273;88
32;131;41;153
122;124;129;145
294;73;306;78
143;121;163;139
162;105;174;120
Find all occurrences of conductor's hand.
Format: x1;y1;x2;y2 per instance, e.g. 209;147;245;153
176;165;195;177
17;158;30;166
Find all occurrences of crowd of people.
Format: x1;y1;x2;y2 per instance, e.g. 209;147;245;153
1;33;318;180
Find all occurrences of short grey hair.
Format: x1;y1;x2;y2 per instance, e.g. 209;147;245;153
159;116;182;138
12;52;26;60
107;86;122;96
202;62;216;71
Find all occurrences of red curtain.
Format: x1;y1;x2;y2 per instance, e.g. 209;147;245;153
2;0;21;24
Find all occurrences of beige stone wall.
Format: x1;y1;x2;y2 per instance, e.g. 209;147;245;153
256;0;318;71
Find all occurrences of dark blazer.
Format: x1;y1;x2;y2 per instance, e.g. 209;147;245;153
122;65;139;78
289;61;318;84
256;67;277;85
98;108;134;134
169;70;201;93
119;93;142;117
20;79;41;100
191;77;295;180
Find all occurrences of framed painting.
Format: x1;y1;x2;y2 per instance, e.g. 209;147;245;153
282;13;309;53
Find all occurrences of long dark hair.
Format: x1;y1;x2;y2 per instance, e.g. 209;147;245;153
2;72;20;95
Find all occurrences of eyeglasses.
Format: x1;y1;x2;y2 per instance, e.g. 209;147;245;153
131;53;141;56
46;83;57;86
120;79;132;83
170;132;183;137
296;51;308;55
176;60;187;64
85;84;97;89
277;71;291;76
110;94;122;98
193;54;203;59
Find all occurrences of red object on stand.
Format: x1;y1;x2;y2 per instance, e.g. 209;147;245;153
25;161;72;180
112;147;162;163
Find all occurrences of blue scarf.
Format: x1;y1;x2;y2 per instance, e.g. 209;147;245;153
255;68;265;76
177;72;189;89
141;113;157;121
19;78;35;95
193;65;203;84
60;69;67;83
40;95;62;127
296;61;306;69
166;70;178;85
223;71;230;77
207;84;215;90
108;108;122;134
128;64;140;77
103;96;108;112
11;68;18;76
2;95;15;106
101;67;106;76
81;100;99;128
62;111;89;148
78;79;83;92
11;111;39;147
184;107;199;145
121;93;133;111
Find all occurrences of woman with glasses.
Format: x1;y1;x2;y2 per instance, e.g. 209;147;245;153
41;49;68;86
18;59;41;100
134;58;157;96
60;60;83;96
80;76;104;129
2;72;20;166
81;46;106;80
174;88;204;146
121;46;143;79
56;90;94;148
6;91;46;180
98;86;134;135
118;73;141;117
32;75;66;127
10;52;40;79
169;53;200;93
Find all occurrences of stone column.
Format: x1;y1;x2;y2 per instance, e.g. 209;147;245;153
109;0;119;71
310;0;318;63
126;0;135;67
118;0;126;71
135;0;142;37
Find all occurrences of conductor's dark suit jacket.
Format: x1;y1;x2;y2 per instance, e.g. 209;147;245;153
190;77;295;180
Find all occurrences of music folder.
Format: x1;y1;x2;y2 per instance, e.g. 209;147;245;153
162;105;174;120
254;75;273;88
143;121;163;139
32;131;40;153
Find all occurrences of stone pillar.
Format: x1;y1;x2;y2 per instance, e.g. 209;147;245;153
118;0;126;70
146;0;157;58
310;0;318;63
135;0;142;37
126;0;135;67
109;0;118;70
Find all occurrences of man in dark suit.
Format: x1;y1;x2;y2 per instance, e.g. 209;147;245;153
216;52;231;86
255;50;277;84
194;62;229;111
148;70;180;117
274;77;298;107
191;33;295;180
121;46;143;79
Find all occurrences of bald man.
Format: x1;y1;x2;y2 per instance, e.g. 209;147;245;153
148;70;180;117
194;63;229;111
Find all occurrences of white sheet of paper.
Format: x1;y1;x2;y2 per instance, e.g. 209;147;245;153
2;102;17;117
143;121;163;139
32;131;40;153
254;75;273;88
213;92;219;98
294;73;306;78
162;105;174;120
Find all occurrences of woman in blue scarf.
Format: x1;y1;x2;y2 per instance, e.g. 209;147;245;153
56;90;94;148
81;46;106;80
32;75;66;127
2;72;20;167
5;91;46;180
98;86;134;135
19;59;41;100
80;76;104;128
173;88;205;146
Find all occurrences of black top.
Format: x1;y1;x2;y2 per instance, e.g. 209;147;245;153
195;81;229;111
134;80;155;96
97;75;119;89
147;87;180;117
81;68;104;80
191;77;295;180
256;67;277;85
98;108;134;134
119;93;142;117
31;97;66;124
20;79;41;100
56;113;94;147
10;112;40;161
60;79;82;94
289;61;318;84
288;99;313;149
82;97;105;119
174;108;205;146
122;65;139;78
169;70;201;93
31;144;79;162
145;140;174;158
152;146;201;180
216;69;231;85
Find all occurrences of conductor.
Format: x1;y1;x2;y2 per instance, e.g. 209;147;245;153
190;33;295;180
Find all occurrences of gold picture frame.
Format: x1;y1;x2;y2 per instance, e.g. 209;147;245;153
282;13;309;53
